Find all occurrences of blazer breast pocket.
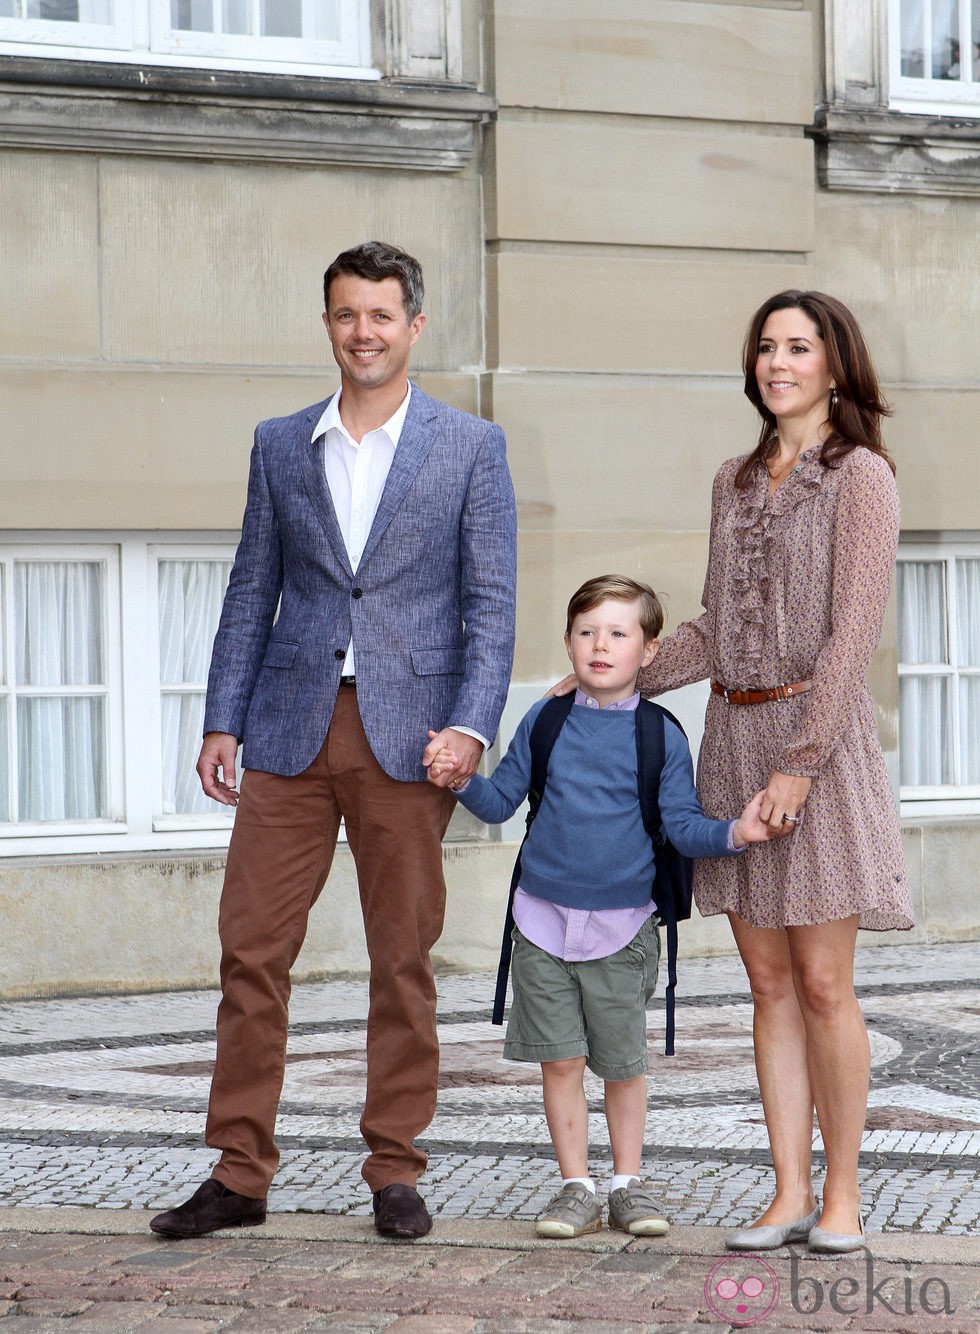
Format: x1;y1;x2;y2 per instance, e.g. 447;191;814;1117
261;641;299;669
411;647;465;677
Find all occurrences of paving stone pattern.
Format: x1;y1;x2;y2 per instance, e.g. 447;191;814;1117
0;943;977;1234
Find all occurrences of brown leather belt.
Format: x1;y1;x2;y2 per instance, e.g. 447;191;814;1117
711;678;812;706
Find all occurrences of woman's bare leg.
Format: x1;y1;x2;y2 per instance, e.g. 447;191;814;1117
729;913;818;1226
787;916;867;1236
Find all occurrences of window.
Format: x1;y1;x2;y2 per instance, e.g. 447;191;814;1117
889;0;980;115
0;534;239;856
0;548;120;828
0;0;372;78
897;540;980;811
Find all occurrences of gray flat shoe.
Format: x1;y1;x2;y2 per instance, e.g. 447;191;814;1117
725;1206;820;1251
808;1216;866;1254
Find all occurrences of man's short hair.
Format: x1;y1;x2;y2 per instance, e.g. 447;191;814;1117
565;575;665;641
323;241;424;320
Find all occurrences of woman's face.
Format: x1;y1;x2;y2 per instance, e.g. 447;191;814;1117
755;307;835;434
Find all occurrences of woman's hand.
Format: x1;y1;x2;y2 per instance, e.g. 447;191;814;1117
545;674;577;698
760;771;811;837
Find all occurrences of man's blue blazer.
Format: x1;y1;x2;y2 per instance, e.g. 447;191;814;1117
203;385;518;781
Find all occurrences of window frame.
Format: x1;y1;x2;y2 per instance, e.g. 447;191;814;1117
0;0;374;80
887;0;980;117
897;536;980;816
0;531;240;859
0;542;124;837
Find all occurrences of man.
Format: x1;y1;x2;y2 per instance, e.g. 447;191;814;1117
150;242;517;1241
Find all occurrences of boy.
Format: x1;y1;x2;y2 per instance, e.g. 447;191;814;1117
427;575;773;1239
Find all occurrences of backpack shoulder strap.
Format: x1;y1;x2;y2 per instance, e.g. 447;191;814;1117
492;693;575;1025
634;700;692;1056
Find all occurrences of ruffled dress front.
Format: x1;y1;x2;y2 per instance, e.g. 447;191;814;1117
638;447;913;932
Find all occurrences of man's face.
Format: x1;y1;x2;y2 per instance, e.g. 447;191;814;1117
322;274;424;392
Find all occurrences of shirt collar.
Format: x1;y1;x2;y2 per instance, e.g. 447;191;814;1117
312;383;413;448
574;687;640;712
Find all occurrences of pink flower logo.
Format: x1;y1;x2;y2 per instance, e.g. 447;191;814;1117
705;1256;780;1326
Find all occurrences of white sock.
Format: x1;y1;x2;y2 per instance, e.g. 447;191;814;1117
562;1177;595;1194
611;1174;638;1192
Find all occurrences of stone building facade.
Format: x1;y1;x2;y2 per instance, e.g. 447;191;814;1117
0;1;977;995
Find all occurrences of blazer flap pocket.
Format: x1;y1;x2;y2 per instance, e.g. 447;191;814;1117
262;640;299;669
411;647;465;676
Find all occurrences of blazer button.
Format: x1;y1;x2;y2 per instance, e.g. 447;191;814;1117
334;649;345;660
352;588;363;599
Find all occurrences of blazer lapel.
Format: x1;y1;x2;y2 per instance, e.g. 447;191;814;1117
300;396;354;578
357;386;438;571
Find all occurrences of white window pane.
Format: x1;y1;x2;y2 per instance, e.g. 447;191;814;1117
15;561;105;687
160;692;214;814
26;1;78;17
158;559;231;685
932;0;960;78
958;676;980;783
222;0;246;33
901;0;927;75
171;0;213;31
897;560;947;664
263;0;300;37
899;675;952;784
0;702;8;821
18;695;107;820
955;558;980;666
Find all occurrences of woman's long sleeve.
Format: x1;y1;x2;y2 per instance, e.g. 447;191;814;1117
777;453;900;776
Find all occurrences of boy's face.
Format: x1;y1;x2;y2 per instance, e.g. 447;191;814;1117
564;597;659;707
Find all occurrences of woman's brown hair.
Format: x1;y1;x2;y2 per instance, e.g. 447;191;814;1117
735;290;895;489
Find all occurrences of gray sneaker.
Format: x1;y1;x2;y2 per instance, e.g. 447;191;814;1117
535;1182;602;1238
607;1179;670;1236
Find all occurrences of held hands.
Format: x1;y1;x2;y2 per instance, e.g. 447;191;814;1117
760;771;812;838
426;735;459;784
423;728;484;789
732;790;778;847
197;731;240;806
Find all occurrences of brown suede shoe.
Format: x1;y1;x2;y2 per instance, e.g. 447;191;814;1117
372;1183;432;1239
150;1179;267;1238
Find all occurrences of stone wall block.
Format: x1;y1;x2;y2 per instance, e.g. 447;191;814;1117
492;118;815;252
0;152;100;359
494;0;813;125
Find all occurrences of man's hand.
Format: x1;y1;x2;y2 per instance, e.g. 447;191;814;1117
197;731;241;806
423;728;484;789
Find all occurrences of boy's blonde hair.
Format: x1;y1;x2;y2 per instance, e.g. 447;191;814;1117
565;575;665;641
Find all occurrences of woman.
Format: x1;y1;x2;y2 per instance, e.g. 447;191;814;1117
558;291;913;1253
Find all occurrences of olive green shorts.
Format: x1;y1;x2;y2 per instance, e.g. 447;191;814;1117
503;915;661;1081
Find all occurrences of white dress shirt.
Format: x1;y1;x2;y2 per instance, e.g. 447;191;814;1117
311;385;486;749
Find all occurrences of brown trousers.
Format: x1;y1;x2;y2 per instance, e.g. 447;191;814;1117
205;686;456;1198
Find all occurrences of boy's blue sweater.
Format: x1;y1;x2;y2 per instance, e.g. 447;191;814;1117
456;697;735;911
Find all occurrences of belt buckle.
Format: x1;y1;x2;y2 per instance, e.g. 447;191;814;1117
724;686;734;703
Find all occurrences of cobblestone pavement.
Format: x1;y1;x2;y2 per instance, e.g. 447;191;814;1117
0;940;977;1329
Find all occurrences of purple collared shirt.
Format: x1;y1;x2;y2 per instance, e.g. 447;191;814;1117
513;689;739;962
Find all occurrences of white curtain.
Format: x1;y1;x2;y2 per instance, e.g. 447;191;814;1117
898;557;980;788
898;560;948;785
956;558;980;784
15;561;106;821
0;701;8;822
158;559;232;816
